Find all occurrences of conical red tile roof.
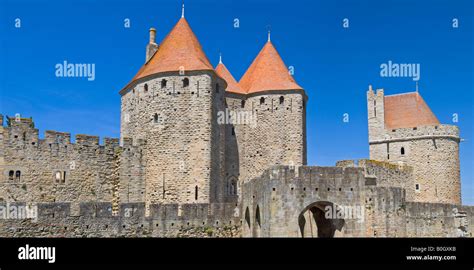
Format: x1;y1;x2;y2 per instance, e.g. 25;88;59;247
384;92;440;129
122;18;213;92
239;41;302;94
215;62;245;94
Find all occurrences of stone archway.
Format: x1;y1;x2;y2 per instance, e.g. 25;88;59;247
298;201;345;238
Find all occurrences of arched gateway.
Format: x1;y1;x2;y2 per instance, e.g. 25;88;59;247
298;201;345;238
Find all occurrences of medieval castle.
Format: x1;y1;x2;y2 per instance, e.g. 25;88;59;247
0;9;472;237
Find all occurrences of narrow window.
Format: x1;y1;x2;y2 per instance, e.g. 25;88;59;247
183;78;189;88
195;186;198;200
230;179;237;195
161;79;167;88
241;100;245;108
255;205;261;227
387;143;390;160
245;207;250;228
62;171;66;183
279;96;284;104
8;170;14;181
415;184;420;191
374;100;377;117
231;127;235;136
15;171;21;181
401;147;405;155
55;171;62;183
153;113;159;124
216;83;220;93
260;97;265;105
144;83;148;92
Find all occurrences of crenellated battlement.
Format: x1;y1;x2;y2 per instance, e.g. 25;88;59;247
0;201;237;220
0;114;146;207
249;165;366;194
0;201;241;237
5;115;35;128
1;115;144;150
45;130;71;144
75;134;100;146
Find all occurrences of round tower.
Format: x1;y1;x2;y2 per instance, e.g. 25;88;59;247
238;35;307;182
367;87;461;204
119;15;227;211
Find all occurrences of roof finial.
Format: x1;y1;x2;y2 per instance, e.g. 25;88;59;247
415;81;419;92
181;3;185;18
266;25;271;42
219;52;222;64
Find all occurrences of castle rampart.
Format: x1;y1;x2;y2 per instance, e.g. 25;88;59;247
0;202;241;237
0;115;145;215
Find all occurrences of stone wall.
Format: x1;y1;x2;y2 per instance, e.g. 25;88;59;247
0;202;241;237
223;93;246;203
364;185;407;237
405;202;474;237
0;117;144;215
369;125;460;204
366;88;385;142
241;164;473;238
241;165;368;237
239;91;307;183
120;71;229;209
1;163;472;238
337;159;415;201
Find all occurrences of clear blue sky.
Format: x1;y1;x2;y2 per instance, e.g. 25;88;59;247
0;0;472;204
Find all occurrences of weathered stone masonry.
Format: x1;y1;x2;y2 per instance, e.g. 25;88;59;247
241;163;473;238
367;88;461;204
0;202;241;238
0;12;471;238
0;116;149;213
120;71;229;210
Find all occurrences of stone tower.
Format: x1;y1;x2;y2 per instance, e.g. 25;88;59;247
216;57;246;203
367;86;461;204
119;15;227;210
237;36;308;183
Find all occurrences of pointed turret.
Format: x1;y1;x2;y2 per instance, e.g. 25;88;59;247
215;56;245;94
239;40;302;93
121;17;214;93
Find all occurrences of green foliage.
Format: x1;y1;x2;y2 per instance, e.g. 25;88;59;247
203;227;213;236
